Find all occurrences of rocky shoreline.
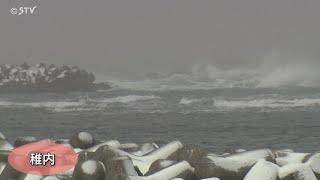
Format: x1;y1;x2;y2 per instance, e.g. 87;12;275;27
0;63;110;92
0;131;319;180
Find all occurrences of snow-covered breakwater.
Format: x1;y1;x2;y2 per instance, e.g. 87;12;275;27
0;131;319;180
0;63;110;92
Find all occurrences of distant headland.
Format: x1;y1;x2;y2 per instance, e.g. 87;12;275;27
0;63;110;92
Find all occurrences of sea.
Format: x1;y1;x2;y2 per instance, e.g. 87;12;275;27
1;65;320;153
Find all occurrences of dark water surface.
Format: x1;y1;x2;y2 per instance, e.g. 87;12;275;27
1;107;319;153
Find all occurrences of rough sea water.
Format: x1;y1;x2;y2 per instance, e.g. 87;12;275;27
1;64;320;153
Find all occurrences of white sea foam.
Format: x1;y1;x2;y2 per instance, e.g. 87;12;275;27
179;97;195;105
179;97;213;106
0;95;162;112
1;95;320;113
91;95;161;104
0;95;159;108
50;107;98;113
0;99;95;113
213;98;320;109
0;101;83;108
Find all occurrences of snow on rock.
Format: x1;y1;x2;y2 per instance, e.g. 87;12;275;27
131;143;160;156
0;63;110;92
278;163;317;180
1;131;320;180
168;144;209;168
54;166;75;177
0;163;22;179
117;142;160;157
0;133;6;140
70;131;96;149
0;132;13;151
86;140;121;152
145;159;177;175
81;160;98;175
0;163;5;174
104;156;138;180
120;143;140;152
14;136;37;147
145;161;195;180
0;139;14;150
222;148;247;155
72;160;105;180
105;160;195;180
41;176;60;180
275;150;311;166
195;149;275;180
304;153;320;179
244;159;279;180
93;141;183;175
19;172;43;180
0;150;10;163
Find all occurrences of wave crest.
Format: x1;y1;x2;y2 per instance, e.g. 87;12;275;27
91;95;160;103
103;50;320;90
213;98;320;109
106;62;320;91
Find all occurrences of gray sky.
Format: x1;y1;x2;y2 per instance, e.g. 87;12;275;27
1;0;320;77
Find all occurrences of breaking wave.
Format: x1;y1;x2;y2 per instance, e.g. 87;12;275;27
103;51;320;91
102;65;320;91
179;97;195;105
213;98;320;109
104;64;320;91
0;101;83;108
257;65;320;88
178;97;214;106
176;97;320;112
1;95;320;113
0;95;162;112
91;95;160;104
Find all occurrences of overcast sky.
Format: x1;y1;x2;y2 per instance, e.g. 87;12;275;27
1;0;320;77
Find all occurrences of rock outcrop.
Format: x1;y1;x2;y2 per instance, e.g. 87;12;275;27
0;63;110;92
1;131;319;180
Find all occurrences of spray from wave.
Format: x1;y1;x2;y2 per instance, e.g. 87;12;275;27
257;64;320;88
102;50;320;90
